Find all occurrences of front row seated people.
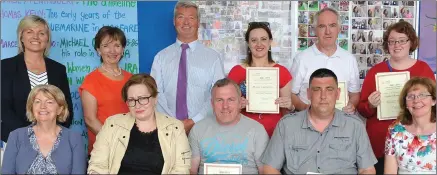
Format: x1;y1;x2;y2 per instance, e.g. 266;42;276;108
4;71;433;175
2;85;86;174
189;78;269;174
261;68;377;174
87;74;191;174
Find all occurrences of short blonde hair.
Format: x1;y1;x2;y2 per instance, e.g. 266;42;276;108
174;1;200;22
17;15;52;56
26;85;69;123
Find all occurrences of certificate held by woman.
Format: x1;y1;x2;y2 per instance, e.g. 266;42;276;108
246;67;279;113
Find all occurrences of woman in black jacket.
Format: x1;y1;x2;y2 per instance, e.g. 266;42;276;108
1;15;73;142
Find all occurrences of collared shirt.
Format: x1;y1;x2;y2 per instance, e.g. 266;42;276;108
260;109;377;174
290;45;360;104
151;39;225;122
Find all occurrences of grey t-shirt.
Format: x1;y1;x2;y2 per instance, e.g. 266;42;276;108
189;115;269;174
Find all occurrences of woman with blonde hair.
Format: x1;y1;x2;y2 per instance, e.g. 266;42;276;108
1;85;86;174
88;74;190;174
1;15;73;145
384;77;436;174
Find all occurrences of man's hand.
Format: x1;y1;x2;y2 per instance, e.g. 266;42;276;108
275;96;294;110
291;93;309;111
183;119;195;135
342;103;356;114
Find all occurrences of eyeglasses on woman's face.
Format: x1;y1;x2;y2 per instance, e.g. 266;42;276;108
126;95;152;107
387;38;409;46
406;93;432;101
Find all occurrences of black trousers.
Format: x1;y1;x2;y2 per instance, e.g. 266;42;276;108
375;157;385;175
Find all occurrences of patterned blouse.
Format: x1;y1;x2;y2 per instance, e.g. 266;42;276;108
385;121;436;174
26;126;62;174
27;70;48;89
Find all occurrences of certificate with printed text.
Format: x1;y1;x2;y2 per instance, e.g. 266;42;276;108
375;71;410;120
204;163;242;174
246;67;279;113
335;81;348;110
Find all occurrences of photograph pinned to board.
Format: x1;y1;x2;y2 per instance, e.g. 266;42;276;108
350;0;417;80
297;1;351;53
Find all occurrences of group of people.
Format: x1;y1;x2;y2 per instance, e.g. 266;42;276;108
1;1;435;175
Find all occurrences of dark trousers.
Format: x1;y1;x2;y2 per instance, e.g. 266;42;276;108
375;157;385;175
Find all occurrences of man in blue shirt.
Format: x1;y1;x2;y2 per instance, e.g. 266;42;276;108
151;1;225;134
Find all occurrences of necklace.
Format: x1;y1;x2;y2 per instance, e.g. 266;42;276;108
101;64;122;76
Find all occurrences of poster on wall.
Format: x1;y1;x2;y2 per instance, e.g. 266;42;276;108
418;0;436;73
297;1;350;52
195;1;420;80
1;1;139;152
351;1;417;80
195;1;293;74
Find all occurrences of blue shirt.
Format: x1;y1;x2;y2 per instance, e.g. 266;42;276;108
151;40;225;122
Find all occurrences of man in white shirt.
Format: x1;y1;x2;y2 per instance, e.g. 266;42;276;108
290;8;360;114
151;1;225;134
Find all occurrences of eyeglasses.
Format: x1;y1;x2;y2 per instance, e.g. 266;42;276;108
387;39;409;46
406;93;432;101
248;22;270;28
126;96;152;107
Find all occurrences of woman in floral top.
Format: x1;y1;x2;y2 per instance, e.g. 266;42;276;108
385;77;436;174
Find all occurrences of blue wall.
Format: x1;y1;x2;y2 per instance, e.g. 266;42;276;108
138;1;177;73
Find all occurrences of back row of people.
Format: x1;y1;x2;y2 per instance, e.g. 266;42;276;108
1;1;435;174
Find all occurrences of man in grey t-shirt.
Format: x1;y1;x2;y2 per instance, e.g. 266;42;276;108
261;68;377;174
189;78;269;174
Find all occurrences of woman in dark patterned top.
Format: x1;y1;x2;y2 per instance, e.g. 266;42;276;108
1;85;86;174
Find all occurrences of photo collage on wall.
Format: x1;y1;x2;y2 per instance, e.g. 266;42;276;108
196;1;293;73
351;1;416;79
297;1;350;52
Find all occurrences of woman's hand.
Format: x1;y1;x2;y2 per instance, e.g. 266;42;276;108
368;91;381;108
88;170;100;174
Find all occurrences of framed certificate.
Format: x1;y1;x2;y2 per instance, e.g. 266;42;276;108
204;163;242;174
246;67;280;113
375;71;410;120
335;81;347;110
